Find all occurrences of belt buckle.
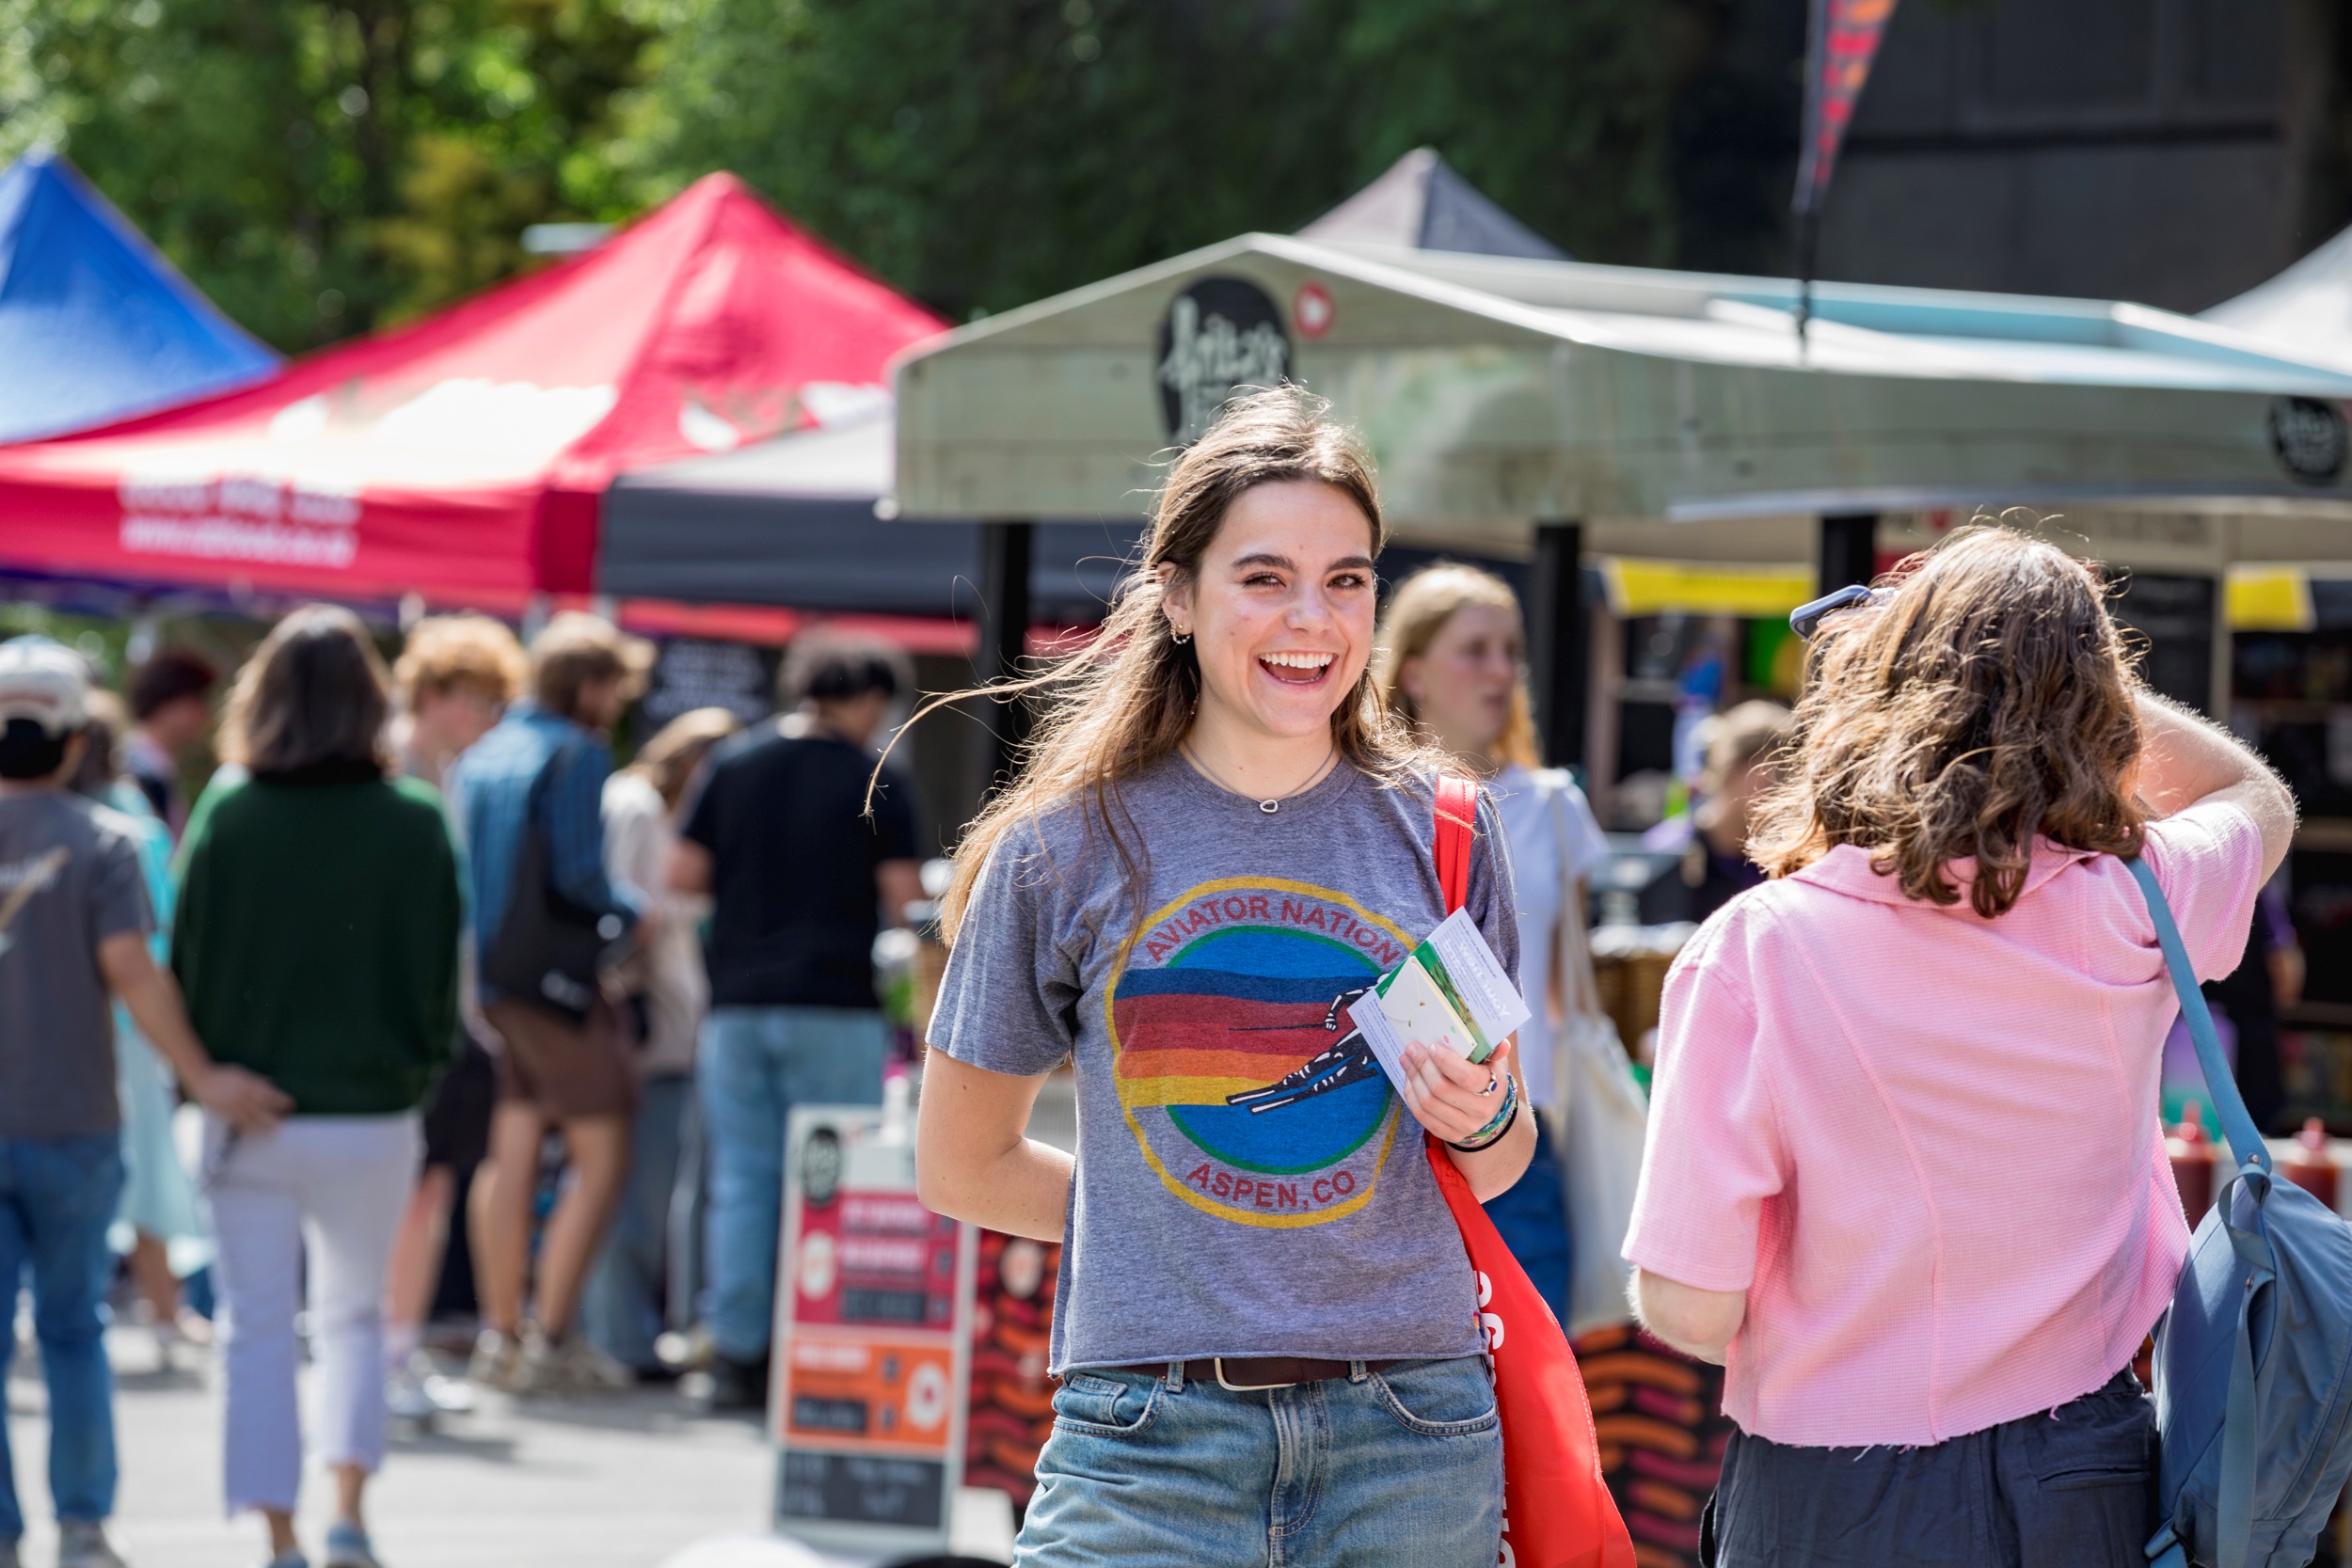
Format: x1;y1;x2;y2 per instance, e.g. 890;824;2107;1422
1214;1356;1299;1391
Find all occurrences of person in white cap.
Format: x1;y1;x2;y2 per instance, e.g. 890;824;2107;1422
0;638;288;1568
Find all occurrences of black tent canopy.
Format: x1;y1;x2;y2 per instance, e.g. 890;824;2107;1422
598;416;1140;622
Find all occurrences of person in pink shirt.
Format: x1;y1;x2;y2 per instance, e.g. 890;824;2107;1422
1626;528;2296;1568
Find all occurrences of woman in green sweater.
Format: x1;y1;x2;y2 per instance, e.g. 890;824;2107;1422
172;607;462;1568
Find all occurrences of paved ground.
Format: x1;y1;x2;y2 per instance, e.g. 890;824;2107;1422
7;1328;773;1568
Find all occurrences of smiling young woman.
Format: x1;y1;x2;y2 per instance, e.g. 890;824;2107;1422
909;387;1534;1566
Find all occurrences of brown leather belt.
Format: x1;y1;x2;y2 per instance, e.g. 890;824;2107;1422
1112;1356;1398;1390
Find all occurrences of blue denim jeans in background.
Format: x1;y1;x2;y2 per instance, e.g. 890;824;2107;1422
583;1073;693;1371
697;1006;886;1362
1481;1115;1572;1324
1019;1355;1502;1566
0;1133;125;1544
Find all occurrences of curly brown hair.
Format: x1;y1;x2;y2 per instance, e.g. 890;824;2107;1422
1748;526;2147;918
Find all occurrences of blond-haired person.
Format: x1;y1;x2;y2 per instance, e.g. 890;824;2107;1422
915;389;1531;1565
1629;530;2296;1566
1375;562;1609;1324
582;706;738;1376
448;613;653;1395
1654;699;1792;924
389;614;527;791
381;614;528;1422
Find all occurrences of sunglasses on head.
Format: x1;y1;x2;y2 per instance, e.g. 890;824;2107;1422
1789;583;1892;641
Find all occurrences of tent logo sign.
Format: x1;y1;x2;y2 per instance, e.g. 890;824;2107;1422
2269;397;2346;485
1156;277;1290;444
117;472;362;570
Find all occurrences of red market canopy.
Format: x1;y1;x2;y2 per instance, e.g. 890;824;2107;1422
0;173;946;604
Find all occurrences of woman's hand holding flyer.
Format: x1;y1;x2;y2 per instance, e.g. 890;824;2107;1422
1346;909;1534;1141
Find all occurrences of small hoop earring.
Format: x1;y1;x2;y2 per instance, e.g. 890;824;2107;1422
1170;627;1192;645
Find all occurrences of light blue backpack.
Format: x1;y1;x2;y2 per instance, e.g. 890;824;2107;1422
2134;857;2352;1568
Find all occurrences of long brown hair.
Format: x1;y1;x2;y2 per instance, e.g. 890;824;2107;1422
1373;562;1542;771
219;606;392;776
1748;526;2147;918
921;385;1420;942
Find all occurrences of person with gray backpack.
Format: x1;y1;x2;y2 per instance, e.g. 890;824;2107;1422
1624;527;2302;1568
2141;866;2352;1566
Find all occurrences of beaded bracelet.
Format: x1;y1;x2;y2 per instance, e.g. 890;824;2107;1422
1448;1071;1519;1153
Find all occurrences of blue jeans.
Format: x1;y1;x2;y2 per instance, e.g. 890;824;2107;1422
1482;1115;1572;1324
0;1133;125;1543
1020;1356;1502;1565
583;1073;692;1371
697;1006;886;1362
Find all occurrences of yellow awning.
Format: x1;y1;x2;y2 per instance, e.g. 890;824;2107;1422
1601;559;1816;619
2227;567;2315;632
1603;560;2327;630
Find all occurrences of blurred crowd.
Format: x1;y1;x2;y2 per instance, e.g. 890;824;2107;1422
0;608;924;1568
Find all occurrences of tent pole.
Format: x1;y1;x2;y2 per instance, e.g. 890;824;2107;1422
1529;520;1587;771
1795;208;1819;353
1818;513;1878;594
977;519;1035;797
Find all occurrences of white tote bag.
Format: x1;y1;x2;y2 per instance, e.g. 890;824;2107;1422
1545;780;1651;1338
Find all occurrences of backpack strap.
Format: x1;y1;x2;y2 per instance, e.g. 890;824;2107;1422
2123;856;2270;1175
2128;854;2275;1568
1434;773;1478;917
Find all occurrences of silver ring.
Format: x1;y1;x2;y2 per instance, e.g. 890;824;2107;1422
1479;1073;1500;1096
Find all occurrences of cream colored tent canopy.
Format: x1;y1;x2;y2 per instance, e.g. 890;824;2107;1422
893;233;2352;569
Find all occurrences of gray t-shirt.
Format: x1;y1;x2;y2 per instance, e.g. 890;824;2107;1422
0;791;154;1138
930;755;1519;1372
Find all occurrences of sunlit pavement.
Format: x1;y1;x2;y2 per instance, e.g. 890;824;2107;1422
6;1328;771;1568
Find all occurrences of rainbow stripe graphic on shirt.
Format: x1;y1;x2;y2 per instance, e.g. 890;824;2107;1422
1105;877;1415;1228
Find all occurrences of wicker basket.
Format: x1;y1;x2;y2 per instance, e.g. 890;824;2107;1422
1589;925;1694;1064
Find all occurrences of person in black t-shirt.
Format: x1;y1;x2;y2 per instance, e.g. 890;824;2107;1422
670;635;923;1408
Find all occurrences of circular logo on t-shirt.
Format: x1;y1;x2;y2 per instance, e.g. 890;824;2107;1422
1105;877;1412;1227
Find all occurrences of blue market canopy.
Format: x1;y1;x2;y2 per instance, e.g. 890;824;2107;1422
0;149;277;444
893;234;2352;568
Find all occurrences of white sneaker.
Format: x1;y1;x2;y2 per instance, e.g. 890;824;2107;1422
389;1350;472;1417
466;1328;523;1393
56;1519;127;1568
385;1359;436;1421
516;1330;634;1395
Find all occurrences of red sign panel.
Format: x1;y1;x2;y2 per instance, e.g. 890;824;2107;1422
1793;0;1899;216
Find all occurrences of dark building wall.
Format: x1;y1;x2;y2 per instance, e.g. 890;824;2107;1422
1672;0;2351;311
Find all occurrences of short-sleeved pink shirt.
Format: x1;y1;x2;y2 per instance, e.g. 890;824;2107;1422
1622;801;2262;1447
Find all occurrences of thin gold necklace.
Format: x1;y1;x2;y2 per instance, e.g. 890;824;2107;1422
1182;738;1339;816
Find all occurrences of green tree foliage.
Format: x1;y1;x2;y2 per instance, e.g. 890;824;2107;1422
8;0;648;350
615;0;1681;322
4;0;1682;345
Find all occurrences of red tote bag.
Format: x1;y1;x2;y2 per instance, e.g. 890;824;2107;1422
1429;772;1637;1568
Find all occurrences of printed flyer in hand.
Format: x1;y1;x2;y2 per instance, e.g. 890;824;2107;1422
1346;908;1531;1095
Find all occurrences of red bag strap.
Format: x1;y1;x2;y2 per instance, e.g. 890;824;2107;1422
1433;772;1477;917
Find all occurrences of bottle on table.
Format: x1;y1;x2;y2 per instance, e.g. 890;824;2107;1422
2166;1109;2219;1220
2282;1117;2339;1211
